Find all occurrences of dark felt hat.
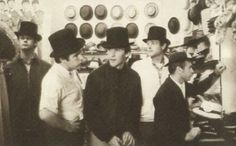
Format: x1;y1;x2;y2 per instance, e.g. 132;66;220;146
126;23;139;38
143;26;170;45
15;21;42;41
101;27;133;49
168;17;180;34
49;29;85;58
80;5;93;20
95;22;107;38
165;52;193;66
188;0;207;25
95;4;107;20
79;23;93;39
65;23;78;37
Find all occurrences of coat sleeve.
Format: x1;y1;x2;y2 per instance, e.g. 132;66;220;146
187;72;220;97
126;76;142;138
84;73;113;142
153;90;187;144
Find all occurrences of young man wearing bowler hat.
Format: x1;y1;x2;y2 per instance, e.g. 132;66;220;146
39;29;86;146
153;52;226;146
4;21;51;146
131;26;170;146
84;27;142;146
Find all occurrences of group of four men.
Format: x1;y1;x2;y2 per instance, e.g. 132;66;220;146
5;21;226;146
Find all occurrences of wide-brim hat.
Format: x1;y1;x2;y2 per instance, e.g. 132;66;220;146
192;101;223;119
111;5;123;20
126;23;139;38
125;5;138;20
95;4;107;20
65;23;78;37
144;2;159;18
143;26;170;45
101;27;134;49
79;23;93;39
49;29;85;57
168;17;180;34
80;5;93;20
64;5;77;21
165;52;193;66
95;22;107;38
15;21;42;41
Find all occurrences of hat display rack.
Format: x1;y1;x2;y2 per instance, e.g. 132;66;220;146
61;0;188;49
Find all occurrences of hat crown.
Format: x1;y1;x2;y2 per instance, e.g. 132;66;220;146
147;26;167;41
18;21;38;35
106;27;129;48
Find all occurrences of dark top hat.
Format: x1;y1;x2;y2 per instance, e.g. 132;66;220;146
95;22;107;38
165;52;193;66
79;23;93;39
80;5;93;20
65;23;78;37
95;4;107;20
101;27;134;49
143;26;170;45
126;23;139;38
15;21;42;41
168;17;180;34
49;29;85;58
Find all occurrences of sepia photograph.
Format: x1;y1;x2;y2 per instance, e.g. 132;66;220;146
0;0;236;146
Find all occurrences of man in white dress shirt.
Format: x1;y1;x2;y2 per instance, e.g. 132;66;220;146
131;26;170;146
39;29;85;146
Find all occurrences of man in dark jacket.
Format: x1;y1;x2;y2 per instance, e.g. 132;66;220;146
5;21;50;146
153;52;225;146
84;27;142;146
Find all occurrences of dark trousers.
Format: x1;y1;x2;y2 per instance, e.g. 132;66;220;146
44;121;85;146
136;122;155;146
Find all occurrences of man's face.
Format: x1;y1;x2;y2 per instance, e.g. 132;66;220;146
62;51;84;71
196;42;208;58
146;40;165;57
18;35;37;51
107;48;127;69
180;61;194;82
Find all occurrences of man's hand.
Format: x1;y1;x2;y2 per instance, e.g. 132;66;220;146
65;120;80;132
214;62;226;75
122;131;135;146
108;136;122;146
185;127;201;141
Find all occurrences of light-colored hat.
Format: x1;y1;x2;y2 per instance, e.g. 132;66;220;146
95;22;107;38
192;100;223;119
144;2;159;18
111;5;123;20
125;5;138;20
64;5;77;21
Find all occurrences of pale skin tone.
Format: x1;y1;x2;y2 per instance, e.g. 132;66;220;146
170;60;226;141
106;48;135;146
39;50;85;132
146;40;167;65
18;35;37;63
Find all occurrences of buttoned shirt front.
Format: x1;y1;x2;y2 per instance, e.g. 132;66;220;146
131;56;169;122
40;63;83;123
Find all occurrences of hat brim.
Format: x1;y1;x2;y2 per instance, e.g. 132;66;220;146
50;38;85;58
192;107;222;119
15;32;42;41
143;38;171;46
101;42;134;49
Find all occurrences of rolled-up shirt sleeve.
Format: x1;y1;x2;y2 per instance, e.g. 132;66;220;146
39;76;62;114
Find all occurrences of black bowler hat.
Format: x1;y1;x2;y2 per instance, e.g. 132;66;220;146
165;52;193;66
101;27;133;50
15;21;42;41
49;29;85;58
143;26;170;45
